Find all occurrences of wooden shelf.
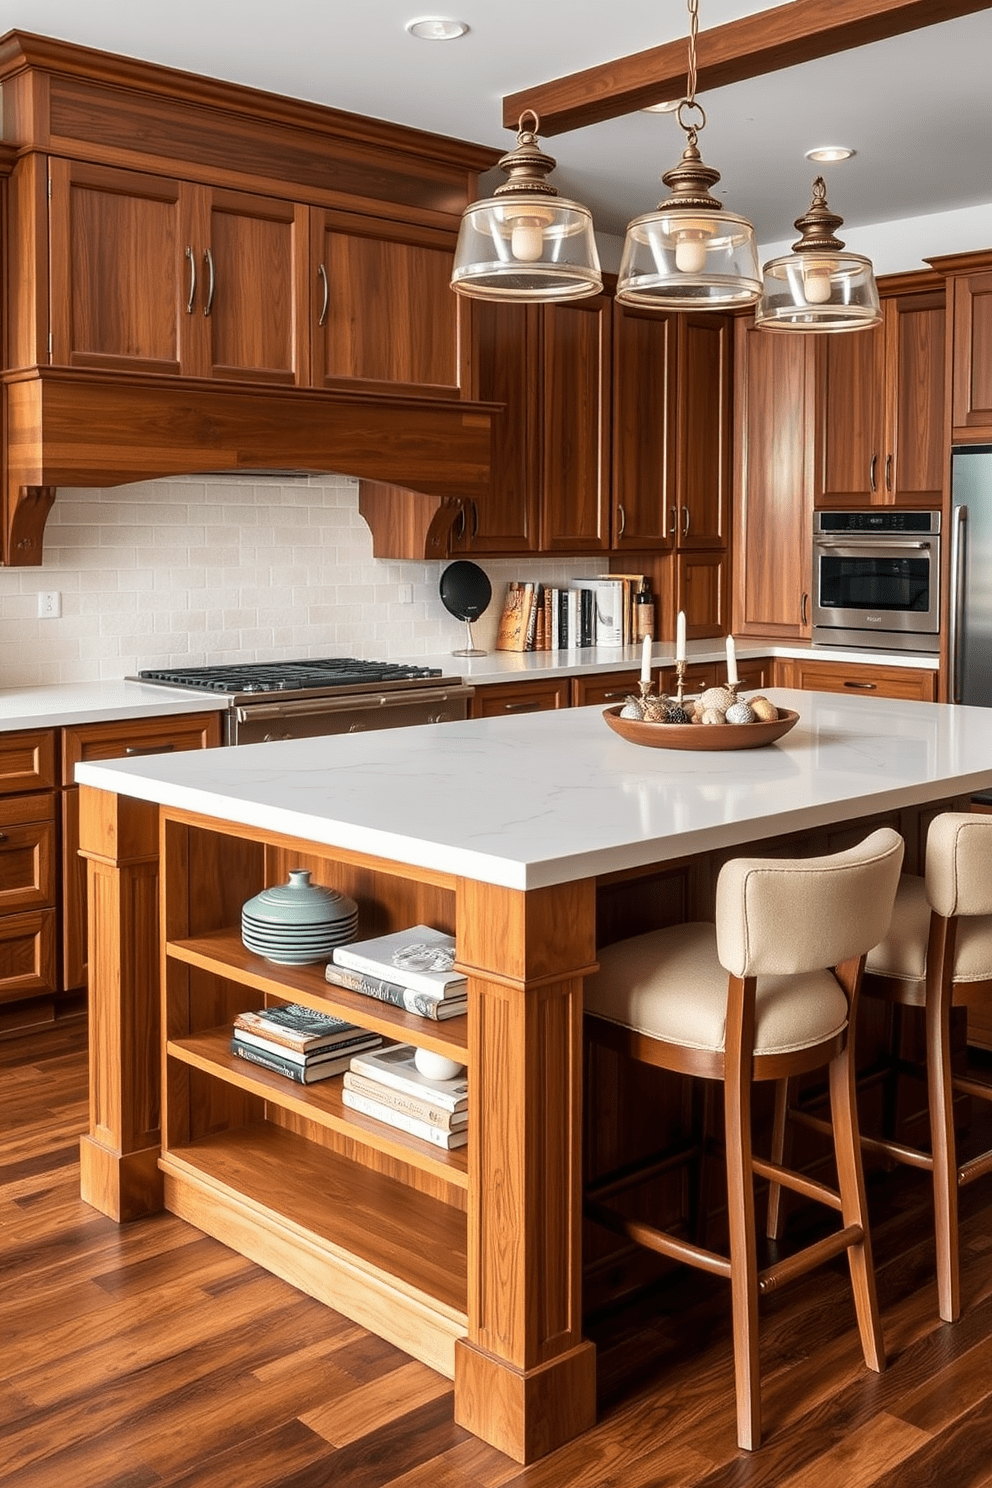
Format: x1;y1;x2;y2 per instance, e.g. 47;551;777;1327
160;1120;468;1317
168;1025;468;1192
166;928;468;1058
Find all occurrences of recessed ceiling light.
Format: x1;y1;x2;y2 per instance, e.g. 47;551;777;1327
805;146;856;163
405;16;469;40
642;100;681;113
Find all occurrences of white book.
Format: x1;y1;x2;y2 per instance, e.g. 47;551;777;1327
349;1042;468;1112
342;1088;469;1149
572;578;624;647
565;588;580;650
332;924;466;998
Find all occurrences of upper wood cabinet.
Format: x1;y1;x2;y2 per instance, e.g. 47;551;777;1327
733;315;814;639
675;313;733;548
814;283;946;508
48;160;310;385
611;303;676;552
540;292;613;553
930;251;992;438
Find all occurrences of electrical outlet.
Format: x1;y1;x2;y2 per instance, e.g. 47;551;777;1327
398;584;414;604
38;591;62;618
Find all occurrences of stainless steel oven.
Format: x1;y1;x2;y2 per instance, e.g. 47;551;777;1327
130;658;474;743
812;510;941;652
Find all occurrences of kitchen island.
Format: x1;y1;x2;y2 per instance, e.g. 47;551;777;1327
75;689;992;1463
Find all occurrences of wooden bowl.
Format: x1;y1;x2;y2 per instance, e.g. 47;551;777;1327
602;704;800;751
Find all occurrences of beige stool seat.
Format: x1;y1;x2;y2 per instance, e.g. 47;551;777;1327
861;811;992;1322
584;827;904;1452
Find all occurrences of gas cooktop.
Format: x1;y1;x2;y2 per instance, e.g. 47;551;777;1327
134;658;446;694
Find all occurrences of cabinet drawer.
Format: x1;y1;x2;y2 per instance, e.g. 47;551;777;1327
658;662;719;697
62;711;222;777
0;908;57;1003
0;798;56;913
470;679;570;717
788;660;937;702
572;670;640;707
0;731;58;794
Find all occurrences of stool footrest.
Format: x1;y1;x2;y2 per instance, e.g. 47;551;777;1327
752;1155;842;1213
859;1131;934;1172
584;1198;731;1281
960;1149;992;1187
759;1224;864;1295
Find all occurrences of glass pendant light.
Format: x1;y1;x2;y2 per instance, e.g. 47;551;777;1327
616;0;760;310
755;176;882;332
450;111;602;302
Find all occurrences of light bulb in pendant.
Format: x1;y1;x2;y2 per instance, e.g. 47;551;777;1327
802;260;834;304
674;227;710;273
510;216;546;262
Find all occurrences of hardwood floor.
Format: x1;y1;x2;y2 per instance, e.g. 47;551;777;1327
4;1021;992;1487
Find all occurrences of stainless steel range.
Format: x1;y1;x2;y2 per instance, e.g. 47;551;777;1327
133;658;474;744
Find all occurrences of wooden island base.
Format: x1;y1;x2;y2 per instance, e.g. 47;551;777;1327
77;778;971;1463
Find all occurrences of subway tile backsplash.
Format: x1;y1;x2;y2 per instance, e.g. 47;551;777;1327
0;475;600;685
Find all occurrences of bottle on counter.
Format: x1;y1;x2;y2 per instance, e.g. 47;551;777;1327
633;579;655;642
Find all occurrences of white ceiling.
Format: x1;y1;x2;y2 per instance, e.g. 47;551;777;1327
4;0;992;253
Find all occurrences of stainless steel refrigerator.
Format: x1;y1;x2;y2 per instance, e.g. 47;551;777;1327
950;445;992;708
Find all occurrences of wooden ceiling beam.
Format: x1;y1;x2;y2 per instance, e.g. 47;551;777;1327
502;0;991;136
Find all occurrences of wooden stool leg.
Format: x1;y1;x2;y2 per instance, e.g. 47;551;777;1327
926;920;960;1323
725;1029;761;1451
765;1077;791;1241
829;1042;885;1373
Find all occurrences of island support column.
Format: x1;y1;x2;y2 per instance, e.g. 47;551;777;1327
77;785;165;1221
454;876;599;1463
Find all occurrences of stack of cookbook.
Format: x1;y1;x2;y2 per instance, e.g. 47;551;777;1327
231;1003;382;1084
325;923;467;1021
342;1043;468;1150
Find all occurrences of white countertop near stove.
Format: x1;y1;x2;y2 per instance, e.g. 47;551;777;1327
0;680;232;733
74;689;992;891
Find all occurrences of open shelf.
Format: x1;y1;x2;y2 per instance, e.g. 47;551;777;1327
166;928;469;1059
169;1025;468;1191
160;1120;468;1319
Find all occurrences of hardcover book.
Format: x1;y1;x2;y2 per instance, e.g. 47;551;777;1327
232;1027;382;1065
331;924;465;998
342;1070;469;1129
348;1042;469;1111
233;1005;375;1054
341;1088;469;1149
324;964;467;1020
495;581;534;652
231;1040;359;1084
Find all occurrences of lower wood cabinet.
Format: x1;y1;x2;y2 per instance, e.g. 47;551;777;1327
773;658;938;701
469;678;570;717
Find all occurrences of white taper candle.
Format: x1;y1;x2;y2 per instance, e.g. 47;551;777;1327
640;633;652;684
726;634;739;685
676;611;686;663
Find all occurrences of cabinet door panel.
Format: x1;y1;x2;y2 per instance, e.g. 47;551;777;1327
540;294;611;553
951;269;992;434
314;213;463;396
889;292;945;506
0;910;56;1002
676;550;728;639
612;304;675;550
733;319;813;638
49;159;186;375
470;679;569;717
790;659;937;701
815;326;885;506
676;314;731;547
190;190;308;385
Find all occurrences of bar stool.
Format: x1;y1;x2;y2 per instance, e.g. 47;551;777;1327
859;811;992;1322
584;828;904;1452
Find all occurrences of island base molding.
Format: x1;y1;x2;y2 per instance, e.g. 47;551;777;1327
79;1134;164;1222
454;1337;597;1463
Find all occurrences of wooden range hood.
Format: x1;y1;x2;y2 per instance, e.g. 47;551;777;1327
0;33;497;566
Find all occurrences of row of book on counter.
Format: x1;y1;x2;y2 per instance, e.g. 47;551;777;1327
496;574;653;652
231;923;468;1150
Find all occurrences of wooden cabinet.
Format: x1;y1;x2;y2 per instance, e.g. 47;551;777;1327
540;293;613;554
733;316;814;639
675;314;733;549
571;670;640;707
311;209;467;399
611;304;676;553
937;254;992;438
0;731;58;1010
815;282;946;509
61;712;222;994
48;161;310;385
469;678;570;718
773;657;937;702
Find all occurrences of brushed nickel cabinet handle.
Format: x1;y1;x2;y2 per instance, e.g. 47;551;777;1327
617;503;626;537
843;680;877;690
203;248;216;316
318;264;329;327
0;831;7;843
869;453;878;493
885;453;893;492
682;505;690;538
185;246;196;314
801;591;809;626
125;743;177;756
471;501;479;538
504;701;542;713
671;505;678;537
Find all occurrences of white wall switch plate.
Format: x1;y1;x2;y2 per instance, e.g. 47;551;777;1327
38;591;62;618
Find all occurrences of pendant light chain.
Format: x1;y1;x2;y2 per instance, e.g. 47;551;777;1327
685;0;699;108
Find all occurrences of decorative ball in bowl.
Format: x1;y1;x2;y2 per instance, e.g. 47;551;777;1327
603;694;799;751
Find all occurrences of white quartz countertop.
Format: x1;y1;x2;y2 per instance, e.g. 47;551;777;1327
0;680;231;732
74;689;992;891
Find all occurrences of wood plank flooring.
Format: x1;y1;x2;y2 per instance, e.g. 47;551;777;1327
3;1020;992;1487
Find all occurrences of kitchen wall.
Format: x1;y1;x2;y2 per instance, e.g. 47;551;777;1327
0;475;600;686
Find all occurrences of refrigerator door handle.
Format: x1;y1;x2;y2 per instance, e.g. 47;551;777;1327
949;504;968;704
